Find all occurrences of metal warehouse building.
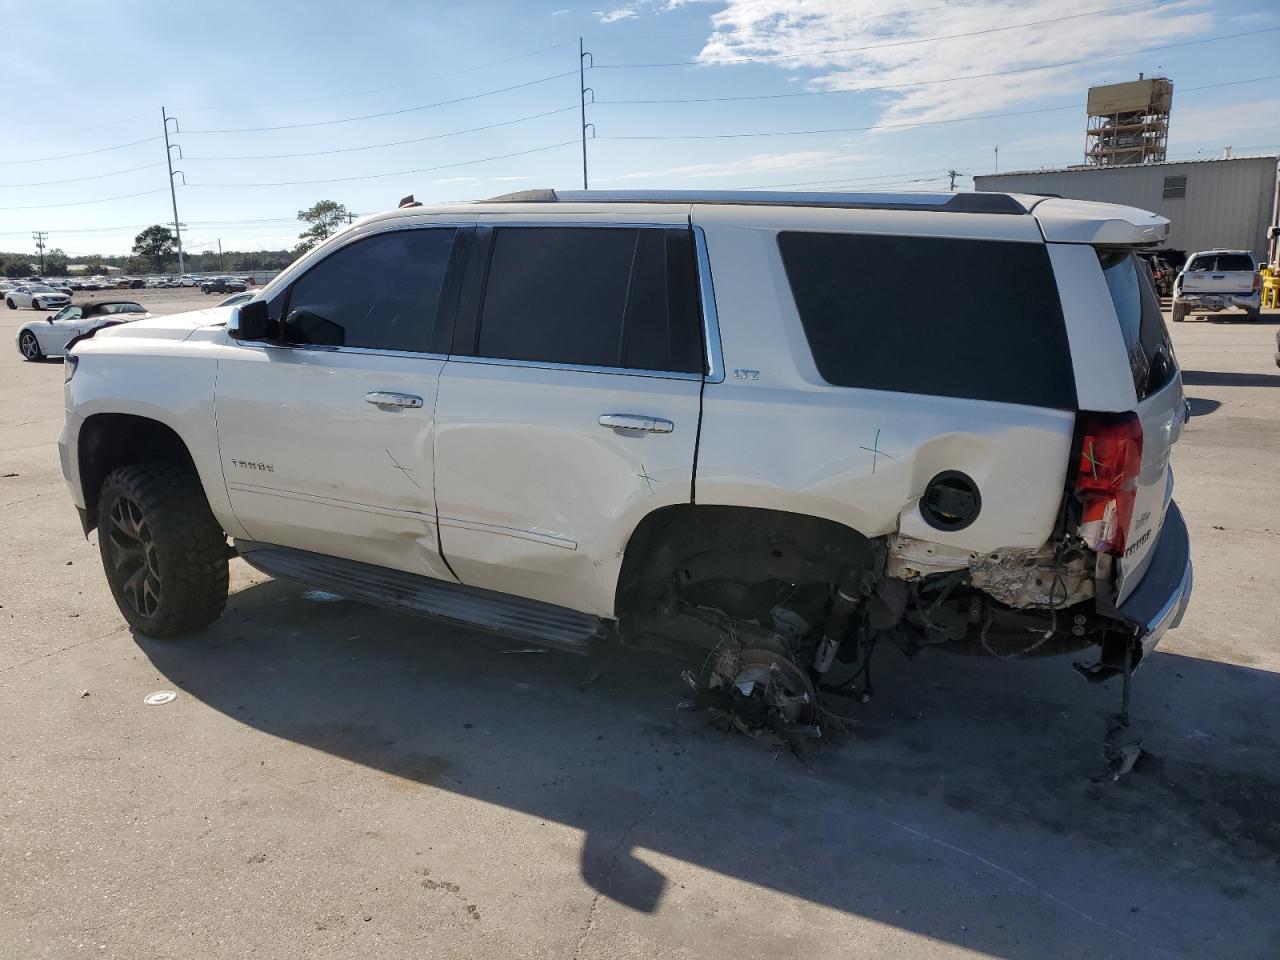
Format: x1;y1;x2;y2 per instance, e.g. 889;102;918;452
975;154;1280;264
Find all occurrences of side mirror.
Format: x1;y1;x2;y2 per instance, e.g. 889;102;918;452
229;299;272;341
285;309;345;347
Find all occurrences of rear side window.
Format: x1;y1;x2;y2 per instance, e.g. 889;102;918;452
475;227;703;374
1186;253;1254;272
1097;249;1175;399
283;228;457;352
778;232;1076;409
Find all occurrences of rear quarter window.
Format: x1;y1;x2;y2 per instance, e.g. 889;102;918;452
1098;249;1175;399
777;232;1077;409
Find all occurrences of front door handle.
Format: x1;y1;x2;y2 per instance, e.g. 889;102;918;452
366;391;423;409
599;414;674;434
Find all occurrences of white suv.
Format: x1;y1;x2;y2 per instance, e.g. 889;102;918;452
59;190;1192;730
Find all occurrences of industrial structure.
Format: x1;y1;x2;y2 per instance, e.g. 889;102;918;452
1085;76;1173;166
975;154;1280;265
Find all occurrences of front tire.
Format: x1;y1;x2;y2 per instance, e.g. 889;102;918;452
18;331;42;360
97;462;229;638
6;299;15;310
1171;301;1187;323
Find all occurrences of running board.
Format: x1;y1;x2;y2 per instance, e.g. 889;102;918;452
236;544;605;653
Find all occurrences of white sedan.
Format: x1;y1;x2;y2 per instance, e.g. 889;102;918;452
6;283;72;311
16;300;150;361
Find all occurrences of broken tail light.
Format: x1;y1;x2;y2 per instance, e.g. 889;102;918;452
1074;412;1143;555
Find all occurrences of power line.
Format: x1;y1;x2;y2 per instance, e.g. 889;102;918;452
0;188;169;212
596;28;1280;105
183;70;578;134
0;135;164;167
183;41;577;112
2;111;153;148
593;0;1170;68
0;162;168;189
184;105;579;161
188;139;579;187
600;74;1280;141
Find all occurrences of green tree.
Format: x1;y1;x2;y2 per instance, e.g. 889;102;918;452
126;256;151;275
297;200;349;253
2;256;32;278
132;225;177;272
45;248;70;274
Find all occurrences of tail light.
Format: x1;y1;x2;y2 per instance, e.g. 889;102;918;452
1074;412;1143;555
1253;273;1261;292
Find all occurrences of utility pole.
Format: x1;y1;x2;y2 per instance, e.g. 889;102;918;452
947;169;964;191
579;38;594;190
161;107;186;276
993;145;999;174
217;238;224;272
32;231;47;274
346;211;358;225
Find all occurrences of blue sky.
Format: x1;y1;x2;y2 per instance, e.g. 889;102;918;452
2;0;1278;256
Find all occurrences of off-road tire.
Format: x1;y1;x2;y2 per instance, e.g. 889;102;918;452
18;331;42;361
1171;301;1186;323
97;462;228;638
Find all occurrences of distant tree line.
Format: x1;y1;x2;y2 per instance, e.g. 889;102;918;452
3;201;354;278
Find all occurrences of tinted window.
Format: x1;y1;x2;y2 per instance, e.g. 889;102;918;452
1098;249;1175;399
283;228;456;352
778;232;1076;409
1186;253;1254;272
476;227;703;373
1162;176;1186;200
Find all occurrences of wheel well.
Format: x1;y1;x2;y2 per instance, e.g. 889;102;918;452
614;504;877;648
78;414;199;532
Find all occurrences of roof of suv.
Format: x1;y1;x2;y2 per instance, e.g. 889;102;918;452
353;188;1170;247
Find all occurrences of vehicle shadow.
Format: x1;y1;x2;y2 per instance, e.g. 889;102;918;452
138;577;1280;959
1181;370;1280;388
1185;397;1222;417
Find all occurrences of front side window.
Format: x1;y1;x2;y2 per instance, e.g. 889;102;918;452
475;227;703;374
282;228;457;352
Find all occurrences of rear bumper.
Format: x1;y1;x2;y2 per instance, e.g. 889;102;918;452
1175;291;1260;312
1117;501;1192;661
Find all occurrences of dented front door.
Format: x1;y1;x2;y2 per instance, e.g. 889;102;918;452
215;346;453;581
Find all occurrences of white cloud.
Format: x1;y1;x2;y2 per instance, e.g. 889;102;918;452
551;8;572;16
595;7;639;23
694;1;1214;128
1167;98;1280;150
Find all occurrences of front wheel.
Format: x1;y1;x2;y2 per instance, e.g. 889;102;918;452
1171;301;1187;323
97;462;229;638
6;299;15;310
19;331;42;360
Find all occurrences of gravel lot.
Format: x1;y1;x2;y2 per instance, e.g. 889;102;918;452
1;294;1277;959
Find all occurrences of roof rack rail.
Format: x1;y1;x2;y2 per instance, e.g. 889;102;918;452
479;188;1028;215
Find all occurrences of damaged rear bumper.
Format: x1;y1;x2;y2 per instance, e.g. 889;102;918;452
1117;501;1192;662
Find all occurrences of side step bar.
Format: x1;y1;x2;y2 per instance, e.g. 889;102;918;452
236;543;606;654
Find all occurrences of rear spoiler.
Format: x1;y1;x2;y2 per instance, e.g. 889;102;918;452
1025;196;1169;246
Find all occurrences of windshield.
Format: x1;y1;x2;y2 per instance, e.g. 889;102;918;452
30;284;53;293
51;306;82;321
1186;253;1255;272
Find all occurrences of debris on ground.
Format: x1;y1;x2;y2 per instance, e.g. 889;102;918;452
78;690;90;698
143;690;176;706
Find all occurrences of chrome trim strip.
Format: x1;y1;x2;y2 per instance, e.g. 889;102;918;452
444;354;702;381
437;514;577;550
693;225;725;384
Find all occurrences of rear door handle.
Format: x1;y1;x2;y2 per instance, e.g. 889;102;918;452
599;414;673;434
366;391;423;409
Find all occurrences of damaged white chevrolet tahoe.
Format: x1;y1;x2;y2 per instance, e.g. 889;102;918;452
60;189;1193;736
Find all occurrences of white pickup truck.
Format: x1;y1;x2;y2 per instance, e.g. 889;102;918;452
59;190;1193;734
1172;249;1261;322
